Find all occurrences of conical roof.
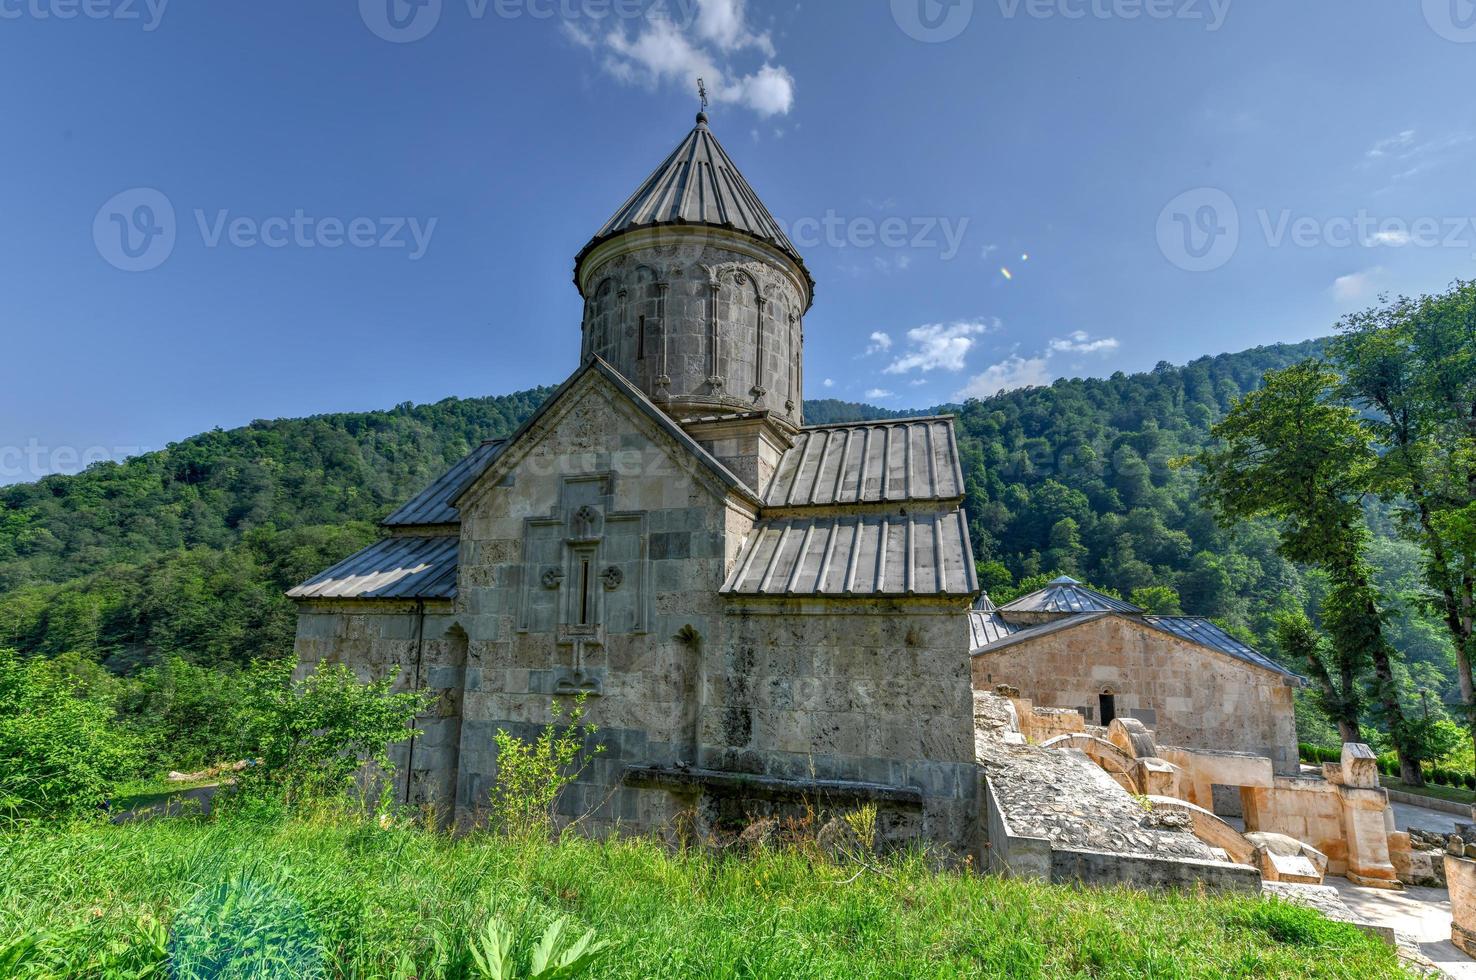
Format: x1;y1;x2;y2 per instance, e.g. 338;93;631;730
575;113;812;296
999;576;1143;615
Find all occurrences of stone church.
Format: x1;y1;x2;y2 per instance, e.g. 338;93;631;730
290;113;1298;853
290;112;981;849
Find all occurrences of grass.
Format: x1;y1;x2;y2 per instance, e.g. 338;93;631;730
1381;775;1476;806
0;809;1414;979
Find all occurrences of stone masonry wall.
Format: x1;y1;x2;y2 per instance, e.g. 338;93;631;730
972;615;1298;774
452;373;756;833
293;598;465;817
708;600;979;852
581;239;806;426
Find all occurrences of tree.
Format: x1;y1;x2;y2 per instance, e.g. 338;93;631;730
1333;282;1476;758
1197;363;1424;783
1131;585;1184;615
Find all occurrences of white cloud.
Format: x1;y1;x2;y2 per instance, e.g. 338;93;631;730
1332;268;1385;303
1367;129;1416;159
951;328;1119;401
568;0;795;117
693;0;773;54
1365;229;1411;247
822;378;834;388
884;320;991;375
1047;330;1120;355
865;388;895;400
865;331;892;355
953;356;1053;401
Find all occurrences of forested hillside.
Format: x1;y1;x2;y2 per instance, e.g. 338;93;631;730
2;337;1454;713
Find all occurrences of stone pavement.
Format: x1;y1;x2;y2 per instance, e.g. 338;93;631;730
1330;878;1474;979
1395;800;1465;836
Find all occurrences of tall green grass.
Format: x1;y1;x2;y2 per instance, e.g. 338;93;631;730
0;811;1411;978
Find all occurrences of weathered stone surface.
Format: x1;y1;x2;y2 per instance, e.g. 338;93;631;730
976;737;1215;861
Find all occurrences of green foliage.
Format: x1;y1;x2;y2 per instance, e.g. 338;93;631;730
470;916;611;980
231;661;431;804
0;648;139;820
1130;585;1183;615
491;696;604;837
0;813;1408;978
168;872;326;979
1199;363;1420;773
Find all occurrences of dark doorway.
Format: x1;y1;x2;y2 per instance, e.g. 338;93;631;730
1099;693;1116;726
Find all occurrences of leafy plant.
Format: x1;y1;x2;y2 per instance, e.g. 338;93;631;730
490;695;604;838
0;647;140;820
470;916;611;980
230;660;430;805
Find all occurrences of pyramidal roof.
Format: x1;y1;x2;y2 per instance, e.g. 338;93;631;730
999;576;1143;615
575;113;812;292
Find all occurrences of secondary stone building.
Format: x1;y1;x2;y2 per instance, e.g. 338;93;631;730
969;577;1302;774
290;112;980;850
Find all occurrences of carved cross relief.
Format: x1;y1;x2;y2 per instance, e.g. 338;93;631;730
518;476;649;682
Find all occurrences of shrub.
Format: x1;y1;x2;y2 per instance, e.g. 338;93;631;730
490;695;604;838
0;648;139;821
231;660;431;805
1465;774;1475;791
1433;769;1450;786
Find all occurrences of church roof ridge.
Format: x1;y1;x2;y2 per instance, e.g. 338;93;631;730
574;115;813;296
447;356;764;511
797;414;959;432
999;578;1142;615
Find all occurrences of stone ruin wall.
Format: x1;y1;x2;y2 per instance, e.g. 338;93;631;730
972;614;1299;774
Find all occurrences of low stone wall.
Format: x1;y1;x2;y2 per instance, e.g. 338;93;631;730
980;775;1258;893
1050;847;1260;894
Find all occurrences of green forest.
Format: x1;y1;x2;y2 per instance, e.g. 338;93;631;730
0;326;1465;755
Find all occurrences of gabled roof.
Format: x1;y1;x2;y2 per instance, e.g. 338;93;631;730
1143;616;1300;680
722;507;977;598
762;417;966;508
970;609;1302;682
381;440;506;527
575;114;813;299
288;535;458;600
999;576;1142;615
449;356;763;511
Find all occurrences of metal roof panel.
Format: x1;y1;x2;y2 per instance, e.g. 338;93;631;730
288;535;459;600
763;417;964;507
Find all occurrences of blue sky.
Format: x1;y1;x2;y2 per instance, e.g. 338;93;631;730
3;0;1476;481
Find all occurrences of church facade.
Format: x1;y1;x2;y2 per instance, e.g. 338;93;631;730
290;113;981;851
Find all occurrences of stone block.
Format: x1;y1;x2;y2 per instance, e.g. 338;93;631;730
1339;743;1380;789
